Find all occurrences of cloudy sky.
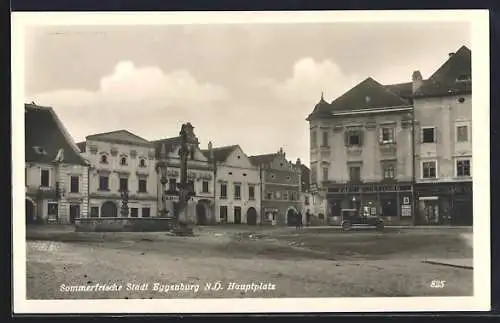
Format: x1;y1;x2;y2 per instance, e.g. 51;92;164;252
25;21;470;165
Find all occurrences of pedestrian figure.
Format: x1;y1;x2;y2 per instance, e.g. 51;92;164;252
296;212;303;230
306;210;311;227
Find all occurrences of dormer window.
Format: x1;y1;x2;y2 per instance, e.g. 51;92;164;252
100;155;108;164
139;158;146;168
32;146;47;155
120;157;128;166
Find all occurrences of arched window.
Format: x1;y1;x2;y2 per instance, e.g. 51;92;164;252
100;155;108;164
139;158;146;167
120;157;127;166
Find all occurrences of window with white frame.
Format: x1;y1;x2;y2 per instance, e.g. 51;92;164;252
421;127;436;143
379;127;395;144
456;159;471;177
422;160;437;179
322;167;329;182
382;163;396;179
456;125;469;142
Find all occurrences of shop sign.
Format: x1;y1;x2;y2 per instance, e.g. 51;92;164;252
401;205;412;217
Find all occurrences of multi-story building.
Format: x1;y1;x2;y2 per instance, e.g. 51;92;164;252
25;103;90;224
201;143;261;224
412;46;472;225
249;148;302;226
153;125;216;224
77;130;158;219
306;79;415;225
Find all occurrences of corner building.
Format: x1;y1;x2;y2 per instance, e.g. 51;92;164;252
412;46;472;225
307;80;415;225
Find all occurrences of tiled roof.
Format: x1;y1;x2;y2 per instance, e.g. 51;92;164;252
307;77;410;120
152;136;181;159
76;141;86;153
415;45;471;98
201;145;239;162
86;129;153;147
25;103;88;165
249;153;278;166
384;82;413;100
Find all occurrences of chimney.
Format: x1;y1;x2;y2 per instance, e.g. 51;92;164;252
448;52;455;58
208;141;213;151
412;70;423;94
296;158;301;165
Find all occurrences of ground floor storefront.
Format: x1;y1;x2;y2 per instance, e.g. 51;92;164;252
325;182;414;226
414;181;472;226
260;201;302;226
26;191;88;224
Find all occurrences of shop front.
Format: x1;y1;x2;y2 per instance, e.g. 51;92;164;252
415;181;472;225
326;182;414;225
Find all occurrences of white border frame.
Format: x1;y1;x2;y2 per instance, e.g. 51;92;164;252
12;10;490;314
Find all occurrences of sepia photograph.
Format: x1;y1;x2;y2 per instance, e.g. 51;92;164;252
12;10;490;313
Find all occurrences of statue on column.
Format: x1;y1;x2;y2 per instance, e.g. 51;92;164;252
173;123;196;236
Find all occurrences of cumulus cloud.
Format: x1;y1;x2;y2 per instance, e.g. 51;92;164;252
26;58;357;166
27;61;231;142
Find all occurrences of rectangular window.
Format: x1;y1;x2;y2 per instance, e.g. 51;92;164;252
322;131;329;147
188;180;195;194
234;184;241;200
99;176;109;191
267;192;273;200
382;165;396;179
379;127;395;143
202;181;209;193
219;206;228;223
322;167;329;182
311;131;317;148
168;178;177;191
349;166;361;182
248;185;255;200
283;191;289;200
274;191;281;200
90;206;99;218
422;127;435;143
40;169;49;187
457;125;469;142
220;184;227;198
130;207;138;218
70;176;79;193
138;179;147;193
119;177;129;192
345;130;363;146
422;161;437;178
142;207;151;218
310;167;317;183
456;160;471;177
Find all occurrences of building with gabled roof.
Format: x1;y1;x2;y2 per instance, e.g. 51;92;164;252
249;148;302;226
78;129;158;220
200;143;261;224
25;103;90;224
412;45;472;225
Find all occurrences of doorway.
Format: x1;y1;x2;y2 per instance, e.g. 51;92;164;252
101;201;118;217
234;206;242;224
69;204;80;224
246;207;257;225
26;199;35;224
196;202;207;225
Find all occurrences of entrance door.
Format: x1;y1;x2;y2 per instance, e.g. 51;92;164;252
26;199;35;224
423;201;440;224
246;207;257;225
196;203;207;225
234;206;242;224
286;209;297;226
69;204;80;224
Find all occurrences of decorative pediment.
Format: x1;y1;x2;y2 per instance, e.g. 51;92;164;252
135;170;149;178
197;173;212;181
365;118;377;129
114;170;130;177
96;169;111;175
